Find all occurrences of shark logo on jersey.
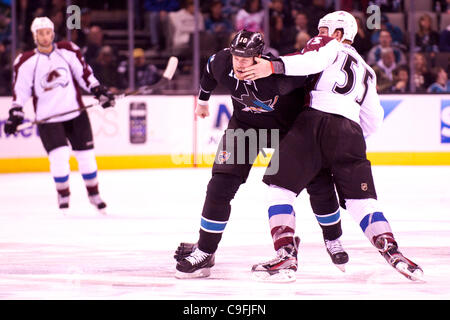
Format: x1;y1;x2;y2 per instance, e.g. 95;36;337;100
40;67;69;92
231;84;278;113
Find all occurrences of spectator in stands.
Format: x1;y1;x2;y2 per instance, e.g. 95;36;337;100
415;13;440;53
412;52;434;92
390;65;410;93
144;0;180;51
91;46;119;94
83;25;104;68
427;67;450;93
72;8;93;48
439;25;450;52
221;0;247;20
433;0;448;12
367;30;406;66
204;0;233;51
205;0;233;35
372;48;397;93
49;9;66;42
278;11;312;55
269;0;290;54
117;48;162;91
234;0;264;32
365;0;402;12
0;42;10;95
0;9;10;45
294;31;311;52
304;0;333;36
168;0;205;56
353;16;372;57
376;48;397;80
370;14;404;47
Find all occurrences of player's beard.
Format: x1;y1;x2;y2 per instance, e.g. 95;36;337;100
35;35;54;52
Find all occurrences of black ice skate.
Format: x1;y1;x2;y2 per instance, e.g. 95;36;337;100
251;236;300;283
174;242;197;262
175;247;215;279
88;193;107;214
58;194;70;210
374;234;424;282
324;238;349;272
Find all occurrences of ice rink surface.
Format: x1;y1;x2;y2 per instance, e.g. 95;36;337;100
0;166;449;300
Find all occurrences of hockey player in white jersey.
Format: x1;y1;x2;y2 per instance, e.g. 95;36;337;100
242;11;423;282
4;17;115;213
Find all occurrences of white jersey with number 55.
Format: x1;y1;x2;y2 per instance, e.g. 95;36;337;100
280;35;384;137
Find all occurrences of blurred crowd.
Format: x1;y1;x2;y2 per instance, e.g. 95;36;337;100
0;0;449;95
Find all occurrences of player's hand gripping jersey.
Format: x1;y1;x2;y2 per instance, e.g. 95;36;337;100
12;41;100;123
279;36;384;137
198;48;308;133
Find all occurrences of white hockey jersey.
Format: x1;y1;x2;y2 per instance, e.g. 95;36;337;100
12;41;100;123
280;36;384;137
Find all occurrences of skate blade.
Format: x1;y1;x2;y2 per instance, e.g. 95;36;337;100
252;269;296;283
175;268;211;279
97;208;107;215
334;263;346;273
395;262;425;282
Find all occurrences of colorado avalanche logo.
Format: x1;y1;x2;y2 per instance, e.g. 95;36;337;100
41;67;69;91
217;151;231;164
231;84;278;113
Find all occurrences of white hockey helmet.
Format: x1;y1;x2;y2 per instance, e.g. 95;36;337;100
31;17;54;34
318;11;357;43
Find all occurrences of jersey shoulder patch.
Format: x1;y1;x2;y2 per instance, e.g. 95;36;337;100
208;48;232;77
14;49;36;67
302;36;335;54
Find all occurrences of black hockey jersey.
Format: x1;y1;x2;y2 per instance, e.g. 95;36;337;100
198;48;308;134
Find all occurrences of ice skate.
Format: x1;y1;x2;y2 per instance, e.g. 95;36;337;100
374;234;424;282
324;237;349;272
175;247;215;279
251;236;300;283
174;242;197;262
88;193;107;214
58;193;70;210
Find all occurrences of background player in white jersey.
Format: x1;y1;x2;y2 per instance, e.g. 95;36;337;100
242;11;423;281
4;17;115;213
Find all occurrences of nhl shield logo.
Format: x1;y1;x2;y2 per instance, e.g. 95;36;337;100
217;151;231;164
361;183;368;191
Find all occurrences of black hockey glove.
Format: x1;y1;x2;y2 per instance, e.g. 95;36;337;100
4;107;24;134
91;85;115;108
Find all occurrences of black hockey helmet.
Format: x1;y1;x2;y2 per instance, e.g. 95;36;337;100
229;30;264;57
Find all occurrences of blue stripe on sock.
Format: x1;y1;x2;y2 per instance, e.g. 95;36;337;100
54;175;69;183
316;210;340;225
268;204;294;218
360;212;387;232
82;171;97;180
200;217;227;232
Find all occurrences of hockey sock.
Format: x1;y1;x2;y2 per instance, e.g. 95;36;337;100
49;146;71;196
197;173;243;254
345;198;393;245
267;185;297;251
73;150;100;195
314;208;343;241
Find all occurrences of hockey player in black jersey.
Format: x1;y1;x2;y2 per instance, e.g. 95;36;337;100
174;30;348;280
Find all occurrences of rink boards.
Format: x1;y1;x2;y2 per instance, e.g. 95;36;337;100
0;94;449;172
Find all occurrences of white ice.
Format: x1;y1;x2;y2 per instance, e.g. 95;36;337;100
0;166;449;300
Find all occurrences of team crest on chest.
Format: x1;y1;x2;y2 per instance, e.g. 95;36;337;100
231;84;278;113
41;67;69;91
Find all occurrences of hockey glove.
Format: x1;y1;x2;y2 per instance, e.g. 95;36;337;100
4;107;24;134
91;85;115;108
